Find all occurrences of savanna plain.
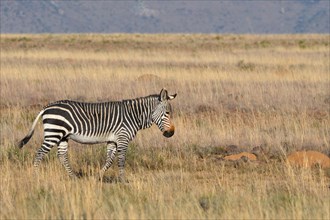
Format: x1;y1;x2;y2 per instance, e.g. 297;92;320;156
0;34;329;219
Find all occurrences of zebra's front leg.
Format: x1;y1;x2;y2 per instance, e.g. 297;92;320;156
99;142;117;180
57;140;77;179
117;141;129;183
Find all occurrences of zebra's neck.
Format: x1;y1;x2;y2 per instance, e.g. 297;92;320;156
122;95;158;131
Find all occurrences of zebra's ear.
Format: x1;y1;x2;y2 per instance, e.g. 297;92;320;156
160;89;176;101
159;89;168;101
168;93;177;100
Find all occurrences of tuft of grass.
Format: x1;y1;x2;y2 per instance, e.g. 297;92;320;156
237;59;256;71
298;39;307;49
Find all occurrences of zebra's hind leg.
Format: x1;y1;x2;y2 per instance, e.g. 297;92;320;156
117;141;129;183
99;142;117;181
34;141;57;175
57;140;77;179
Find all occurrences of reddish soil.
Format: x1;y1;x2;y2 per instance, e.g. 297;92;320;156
224;152;257;161
287;151;330;168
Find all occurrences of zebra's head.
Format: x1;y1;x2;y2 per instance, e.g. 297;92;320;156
152;89;177;138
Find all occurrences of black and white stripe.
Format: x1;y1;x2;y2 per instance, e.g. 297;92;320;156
18;89;177;181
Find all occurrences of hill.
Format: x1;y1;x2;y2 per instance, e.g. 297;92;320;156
0;0;329;33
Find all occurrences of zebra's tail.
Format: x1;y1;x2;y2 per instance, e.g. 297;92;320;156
17;110;44;148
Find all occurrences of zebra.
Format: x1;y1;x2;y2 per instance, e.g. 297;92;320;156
18;89;177;182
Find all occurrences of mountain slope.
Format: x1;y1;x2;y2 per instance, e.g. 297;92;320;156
1;1;329;33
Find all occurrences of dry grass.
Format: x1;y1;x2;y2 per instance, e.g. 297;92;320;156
1;34;329;219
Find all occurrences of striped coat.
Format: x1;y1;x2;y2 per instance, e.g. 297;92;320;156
18;89;177;181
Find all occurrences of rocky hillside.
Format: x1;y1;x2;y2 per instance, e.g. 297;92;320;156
1;0;329;33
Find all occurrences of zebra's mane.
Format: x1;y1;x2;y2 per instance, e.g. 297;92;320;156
122;94;159;103
44;94;160;109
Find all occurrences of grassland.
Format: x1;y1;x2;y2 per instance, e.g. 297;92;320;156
0;34;329;219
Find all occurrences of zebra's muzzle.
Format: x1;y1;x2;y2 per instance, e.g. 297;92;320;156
163;125;175;138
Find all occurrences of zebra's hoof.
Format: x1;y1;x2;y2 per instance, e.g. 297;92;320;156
118;176;129;184
69;175;79;180
99;175;117;183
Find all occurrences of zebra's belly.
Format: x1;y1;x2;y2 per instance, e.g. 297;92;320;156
69;133;117;144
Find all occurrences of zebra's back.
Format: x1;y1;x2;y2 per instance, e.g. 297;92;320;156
42;100;123;143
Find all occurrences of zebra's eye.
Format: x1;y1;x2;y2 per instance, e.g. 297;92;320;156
165;111;170;115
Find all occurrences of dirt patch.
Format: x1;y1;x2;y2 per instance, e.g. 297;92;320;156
224;152;257;161
287;151;330;168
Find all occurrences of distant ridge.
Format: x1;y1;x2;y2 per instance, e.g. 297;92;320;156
1;1;329;33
